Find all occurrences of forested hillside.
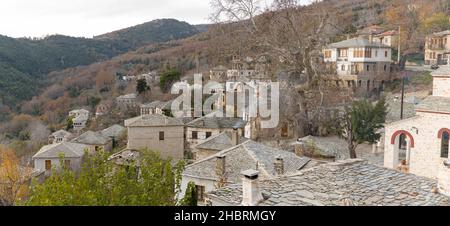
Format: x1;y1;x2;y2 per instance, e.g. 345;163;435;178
0;19;201;106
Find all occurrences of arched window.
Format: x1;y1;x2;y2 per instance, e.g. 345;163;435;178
441;131;449;158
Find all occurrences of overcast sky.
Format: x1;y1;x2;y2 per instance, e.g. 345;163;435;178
1;0;312;38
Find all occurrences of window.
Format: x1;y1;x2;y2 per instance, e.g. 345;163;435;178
64;160;71;169
338;49;348;57
385;51;388;58
384;64;387;71
324;50;332;58
442;131;449;158
45;160;52;171
341;65;346;71
159;131;165;141
95;146;100;152
206;132;212;139
375;50;378;57
192;131;198;140
196;185;206;201
364;48;372;58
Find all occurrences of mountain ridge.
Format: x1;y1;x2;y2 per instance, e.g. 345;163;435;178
0;18;202;106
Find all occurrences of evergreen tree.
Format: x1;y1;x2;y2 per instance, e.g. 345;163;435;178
179;182;197;206
136;78;150;94
335;97;388;159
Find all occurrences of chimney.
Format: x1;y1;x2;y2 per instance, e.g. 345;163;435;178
216;155;226;178
241;169;264;206
274;156;284;175
231;128;239;146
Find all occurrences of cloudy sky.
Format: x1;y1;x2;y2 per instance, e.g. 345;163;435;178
1;0;314;38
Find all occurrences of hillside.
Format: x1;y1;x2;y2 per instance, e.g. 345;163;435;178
95;19;200;48
0;19;201;106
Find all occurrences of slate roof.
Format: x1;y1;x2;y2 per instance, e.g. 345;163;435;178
33;142;89;159
117;93;137;99
297;136;350;160
101;124;125;138
141;101;163;108
51;130;72;138
124;114;184;127
108;149;142;166
431;65;450;77
327;38;390;49
208;159;450;206
195;131;240;151
184;140;312;183
71;131;111;145
186;116;247;129
416;96;450;113
431;30;450;37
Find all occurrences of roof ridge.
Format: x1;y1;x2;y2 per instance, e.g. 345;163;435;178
241;141;272;178
186;141;251;168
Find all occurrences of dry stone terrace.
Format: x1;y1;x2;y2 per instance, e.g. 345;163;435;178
208;159;450;206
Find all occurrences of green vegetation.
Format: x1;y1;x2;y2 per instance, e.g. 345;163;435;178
160;68;181;92
0;19;199;107
136;78;150;94
411;71;433;86
25;149;185;206
179;181;197;206
334;97;388;158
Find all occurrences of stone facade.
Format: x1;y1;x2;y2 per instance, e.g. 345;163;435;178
384;66;450;196
125;115;185;160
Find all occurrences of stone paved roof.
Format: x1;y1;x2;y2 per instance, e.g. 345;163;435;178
72;131;111;145
416;96;450;113
141;101;163;108
108;149;142;166
186;116;246;129
297;136;350;160
101;124;125;138
327;38;390;49
33;142;89;159
51;130;72;138
431;30;450;37
184;140;311;183
208;159;450;206
117;93;137;99
124;114;184;127
195;131;242;151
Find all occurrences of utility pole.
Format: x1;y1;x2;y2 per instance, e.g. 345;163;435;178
400;76;406;120
398;26;401;63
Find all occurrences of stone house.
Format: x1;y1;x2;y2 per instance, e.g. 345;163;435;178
185;115;247;151
181;140;313;203
69;109;90;119
140;100;172;116
72;115;89;133
48;130;73;144
384;66;450;196
207;159;450;206
209;65;228;82
95;101;113;117
71;131;113;152
322;37;394;92
425;30;450;65
116;93;138;110
356;25;399;48
32;142;89;175
193;131;245;161
124;114;185;160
